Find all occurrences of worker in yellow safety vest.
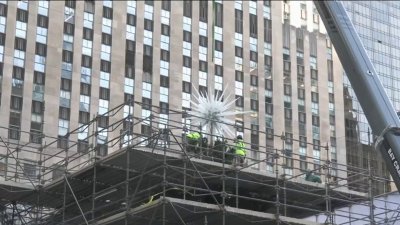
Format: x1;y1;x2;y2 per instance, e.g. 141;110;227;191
186;131;201;153
234;135;246;166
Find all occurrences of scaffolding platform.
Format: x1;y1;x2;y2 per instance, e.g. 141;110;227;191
11;145;366;224
0;100;396;224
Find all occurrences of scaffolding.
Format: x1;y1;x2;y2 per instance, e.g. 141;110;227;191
0;100;397;225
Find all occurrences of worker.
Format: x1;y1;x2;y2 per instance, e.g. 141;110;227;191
234;135;246;166
305;170;322;183
186;131;201;153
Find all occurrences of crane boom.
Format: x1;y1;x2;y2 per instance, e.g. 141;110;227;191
314;1;400;191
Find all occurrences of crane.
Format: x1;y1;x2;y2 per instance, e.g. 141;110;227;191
313;1;400;191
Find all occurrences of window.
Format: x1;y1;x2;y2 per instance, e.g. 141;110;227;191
61;78;71;91
102;33;112;45
182;81;191;93
17;9;28;22
199;1;208;22
250;75;258;86
144;19;153;31
35;43;47;56
183;0;192;18
84;0;95;13
37;15;48;28
235;9;243;33
59;107;70;120
183;31;191;43
311;92;319;102
99;87;110;100
250;14;257;37
103;6;113;19
64;23;75;36
15;38;26;51
11;96;23;110
127;14;136;26
162;0;171;11
161;24;169;36
183;56;191;68
214;3;223;27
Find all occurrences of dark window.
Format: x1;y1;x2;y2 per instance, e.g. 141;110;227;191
215;40;223;52
80;83;91;95
17;9;28;22
103;6;113;19
284;84;291;96
83;28;93;40
264;19;272;43
265;79;273;90
61;78;71;91
183;0;192;18
235;71;243;82
37;15;48;28
161;24;170;36
265;55;272;67
34;72;45;85
82;55;92;67
127;14;136;26
330;115;335;125
9;112;21;126
35;43;47;56
15;38;26;51
0;33;5;45
284;108;292;119
235;46;243;57
160;75;169;88
235;9;243;33
236;96;244;107
299;112;306;123
329;93;334;103
160;102;169;114
84;0;95;13
98;116;109;128
311;69;318;80
311;92;319;102
182;81;191;93
199;61;207;72
199;36;207;47
62;50;73;63
183;31;191;43
160;50;169;61
126;40;135;52
0;3;7;17
124;93;134;102
215;65;223;76
65;0;76;8
183;56;191;68
264;0;271;6
250;51;257;62
102;33;112;45
250;14;257;37
199;1;208;22
298;88;305;99
125;64;135;78
99;87;110;100
312;115;320;126
214;3;223;27
145;0;154;6
251;75;258;86
144;45;152;56
296;28;304;51
251;99;258;110
328;60;333;81
162;0;171;11
59;107;70;120
10;96;23;110
13;67;24;80
100;60;111;72
144;19;153;31
64;23;74;35
199;86;207;96
142;97;152;110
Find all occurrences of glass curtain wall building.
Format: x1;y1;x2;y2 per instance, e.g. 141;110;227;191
341;1;400;193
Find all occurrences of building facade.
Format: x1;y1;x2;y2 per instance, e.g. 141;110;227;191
340;1;400;193
0;0;350;187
